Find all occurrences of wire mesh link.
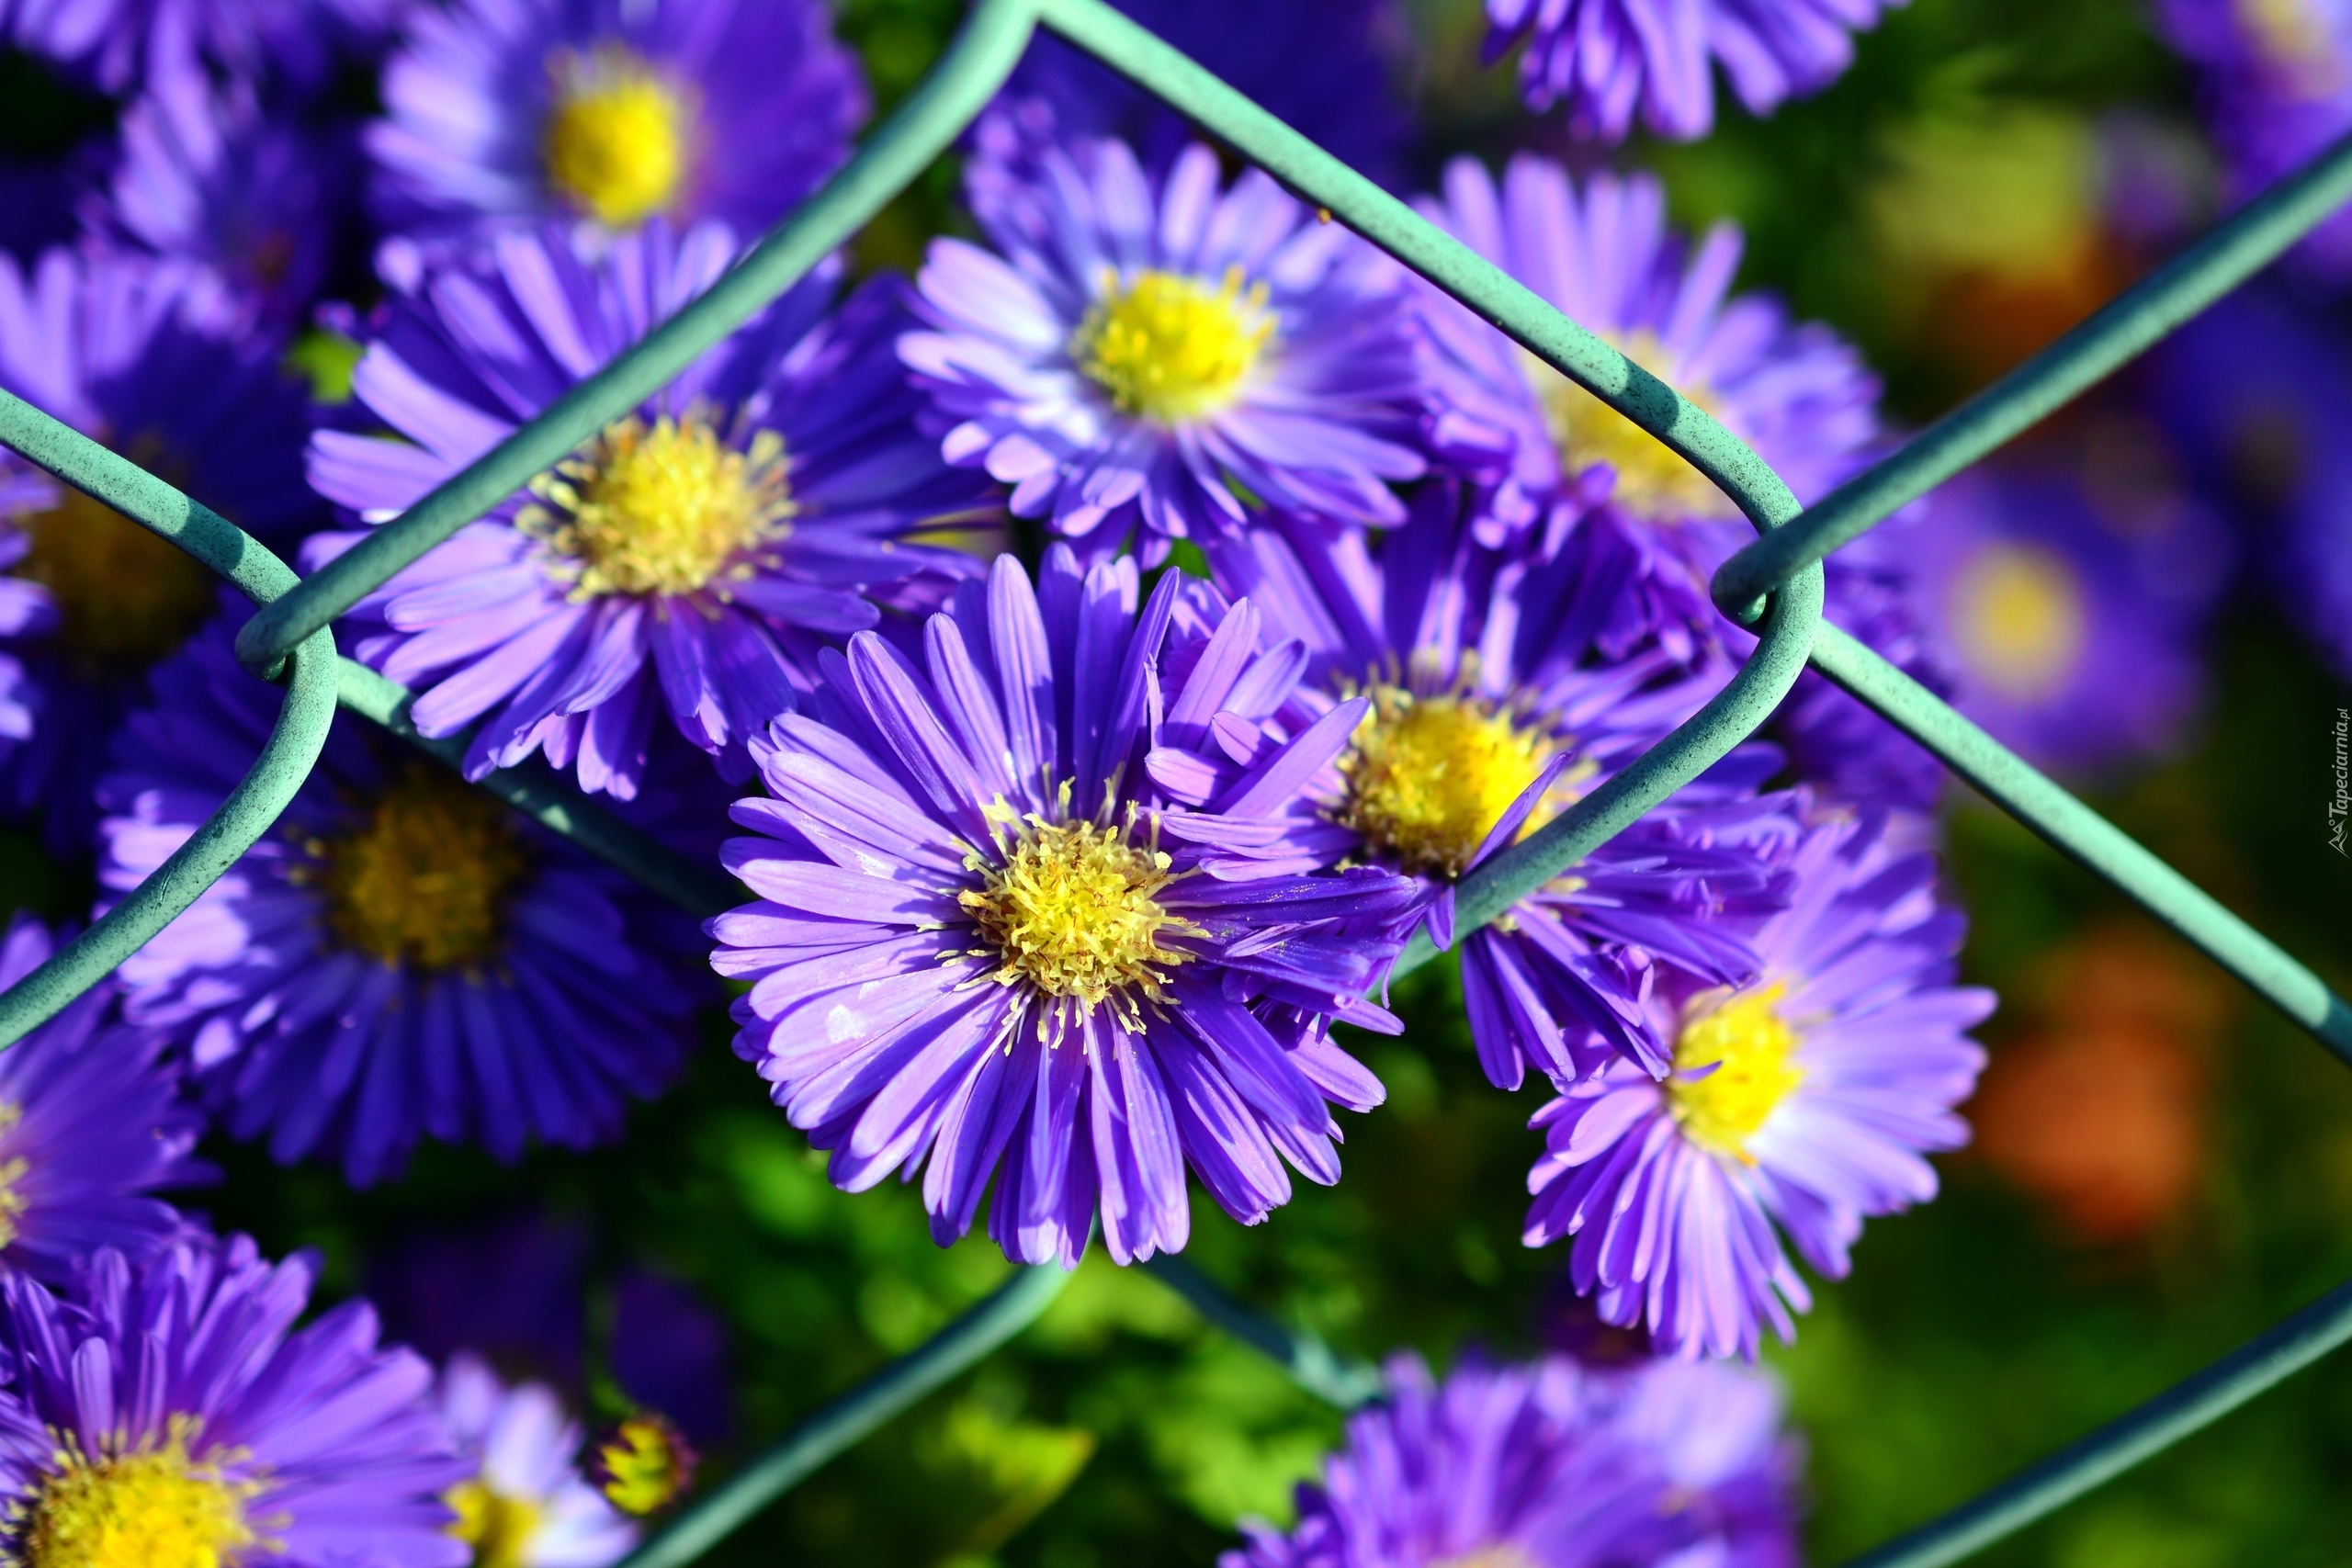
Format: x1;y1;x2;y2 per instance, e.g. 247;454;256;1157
0;0;2346;1562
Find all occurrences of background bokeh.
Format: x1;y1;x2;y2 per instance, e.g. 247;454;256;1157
6;0;2352;1562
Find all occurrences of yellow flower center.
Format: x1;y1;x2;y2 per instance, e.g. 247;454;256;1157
8;485;214;668
447;1479;541;1568
1949;541;2086;700
1339;687;1559;880
542;44;690;228
522;412;793;601
593;1415;693;1517
1521;331;1734;522
321;764;531;972
959;810;1197;1028
23;1427;259;1568
1668;983;1804;1158
1074;266;1274;423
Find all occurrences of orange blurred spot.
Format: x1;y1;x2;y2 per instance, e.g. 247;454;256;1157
1972;925;2230;1245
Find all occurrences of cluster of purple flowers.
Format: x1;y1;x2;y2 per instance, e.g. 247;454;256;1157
36;0;2324;1551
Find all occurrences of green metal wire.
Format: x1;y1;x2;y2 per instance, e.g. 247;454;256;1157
0;390;339;1048
232;0;1046;683
1808;625;2352;1060
614;1263;1073;1568
0;1;2348;1562
1710;130;2352;625
1841;1274;2352;1568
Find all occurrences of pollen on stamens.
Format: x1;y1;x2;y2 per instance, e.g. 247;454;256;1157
1073;265;1275;423
1519;329;1736;522
959;810;1198;1032
1338;685;1561;879
1668;982;1806;1159
22;1420;260;1568
446;1477;541;1568
522;411;794;601
318;763;532;973
8;485;215;668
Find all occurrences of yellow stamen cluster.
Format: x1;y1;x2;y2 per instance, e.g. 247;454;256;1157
9;486;214;667
321;764;530;972
523;413;793;601
0;1102;30;1250
1521;331;1734;522
960;810;1196;1032
591;1415;695;1517
1948;542;2086;700
447;1478;541;1568
1339;687;1559;879
1074;266;1274;423
542;44;691;228
1668;983;1805;1159
21;1424;259;1568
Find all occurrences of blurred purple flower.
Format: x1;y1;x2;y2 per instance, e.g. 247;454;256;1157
0;914;208;1283
0;244;318;852
1910;440;2232;779
368;0;865;243
2154;0;2352;280
1225;1351;1801;1567
1485;0;1897;141
98;618;706;1186
990;0;1413;186
1188;494;1804;1089
373;1213;594;1394
308;219;999;799
0;1232;467;1566
9;0;397;96
612;1269;730;1445
2143;283;2352;683
95;56;357;327
1525;811;1991;1359
902;136;1426;566
711;549;1419;1267
437;1351;637;1568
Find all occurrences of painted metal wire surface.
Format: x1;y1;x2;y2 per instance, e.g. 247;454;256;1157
0;0;2346;1563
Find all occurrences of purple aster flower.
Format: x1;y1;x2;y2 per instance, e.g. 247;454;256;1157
96;616;705;1186
901;135;1427;567
712;547;1421;1268
0;158;86;265
308;218;1000;799
1412;154;1951;815
2143;282;2352;684
1225;1351;1801;1568
0;1231;467;1567
438;1352;637;1568
1182;494;1803;1089
95;54;359;329
2154;0;2352;280
989;0;1413;186
1524;811;1992;1359
9;0;397;96
0;914;208;1283
0;243;320;852
367;0;865;244
1908;443;2232;779
1485;0;1896;141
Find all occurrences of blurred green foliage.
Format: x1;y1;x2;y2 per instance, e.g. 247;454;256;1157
5;0;2352;1564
